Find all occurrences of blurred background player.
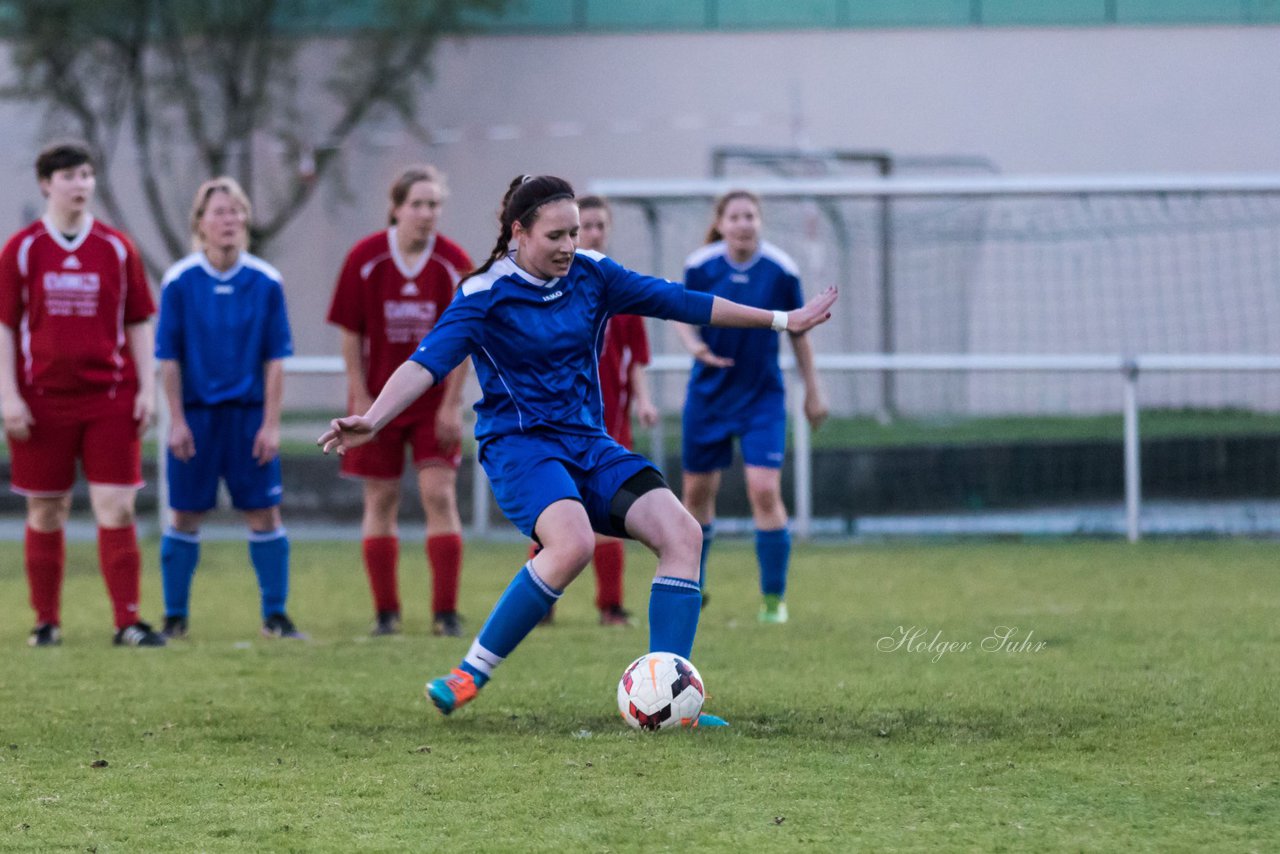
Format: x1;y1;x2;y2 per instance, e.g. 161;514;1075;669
676;190;829;623
538;195;658;627
319;174;838;721
155;177;303;640
327;166;471;637
0;140;164;647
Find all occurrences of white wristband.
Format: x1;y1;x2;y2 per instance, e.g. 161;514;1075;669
770;310;789;332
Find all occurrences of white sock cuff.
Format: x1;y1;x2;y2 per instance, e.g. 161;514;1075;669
653;575;701;592
248;527;287;543
463;639;504;677
164;527;201;544
524;561;563;600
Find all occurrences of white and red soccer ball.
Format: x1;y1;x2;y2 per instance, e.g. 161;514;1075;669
617;652;705;730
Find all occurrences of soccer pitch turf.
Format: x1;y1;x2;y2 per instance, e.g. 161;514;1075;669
1;538;1277;851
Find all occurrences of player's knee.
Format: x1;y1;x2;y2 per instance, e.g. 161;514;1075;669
747;482;783;515
364;482;400;518
91;492;136;528
420;488;457;521
27;495;70;531
658;507;703;566
243;506;280;531
542;526;595;571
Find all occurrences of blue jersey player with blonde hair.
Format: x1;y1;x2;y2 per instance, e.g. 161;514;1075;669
676;190;829;624
320;175;837;723
155;177;304;640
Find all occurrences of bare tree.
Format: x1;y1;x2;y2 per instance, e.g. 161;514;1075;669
1;0;507;275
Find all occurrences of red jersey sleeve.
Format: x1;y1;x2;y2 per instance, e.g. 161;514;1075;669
120;234;155;323
327;244;367;334
0;231;25;330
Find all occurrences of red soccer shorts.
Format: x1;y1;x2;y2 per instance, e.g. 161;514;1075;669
8;401;143;495
340;412;461;480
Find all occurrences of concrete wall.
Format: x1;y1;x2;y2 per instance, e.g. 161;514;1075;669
2;24;1278;412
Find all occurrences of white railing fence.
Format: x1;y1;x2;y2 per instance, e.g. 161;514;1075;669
156;353;1280;542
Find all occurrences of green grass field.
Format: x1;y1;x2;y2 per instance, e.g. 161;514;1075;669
2;538;1278;851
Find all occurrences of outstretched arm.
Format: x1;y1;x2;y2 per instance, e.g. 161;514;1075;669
318;360;436;455
709;286;838;334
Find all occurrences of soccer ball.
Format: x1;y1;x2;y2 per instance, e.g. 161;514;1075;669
617;652;705;730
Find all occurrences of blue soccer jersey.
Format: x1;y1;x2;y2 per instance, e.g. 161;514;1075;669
156;252;294;406
682;241;804;423
409;250;713;443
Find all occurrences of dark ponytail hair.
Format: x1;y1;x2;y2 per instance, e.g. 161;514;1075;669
704;189;762;244
461;175;576;285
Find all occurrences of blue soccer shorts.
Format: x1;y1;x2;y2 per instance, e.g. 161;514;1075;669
478;431;658;540
167;404;283;512
681;404;787;474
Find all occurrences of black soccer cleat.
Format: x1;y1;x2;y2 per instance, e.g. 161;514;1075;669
113;622;167;647
599;605;635;627
28;623;62;647
371;610;402;637
431;611;464;638
262;613;307;640
161;615;189;640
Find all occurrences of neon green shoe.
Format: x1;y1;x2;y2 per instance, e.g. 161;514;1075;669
758;595;788;624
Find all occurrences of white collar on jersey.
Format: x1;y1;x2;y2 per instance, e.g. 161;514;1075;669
387;226;435;281
504;251;560;288
198;250;245;282
41;213;94;252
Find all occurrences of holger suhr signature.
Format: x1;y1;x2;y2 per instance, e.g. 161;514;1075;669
877;625;1047;662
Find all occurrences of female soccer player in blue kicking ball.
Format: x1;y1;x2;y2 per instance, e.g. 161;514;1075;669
319;176;837;723
676;190;830;624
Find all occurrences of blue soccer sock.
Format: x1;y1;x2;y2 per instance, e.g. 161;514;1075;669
249;528;290;619
648;576;702;659
160;528;201;618
755;526;791;598
698;523;715;590
460;562;561;687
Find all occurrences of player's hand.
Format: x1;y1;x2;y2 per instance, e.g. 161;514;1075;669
168;421;197;462
436;408;463;455
692;344;734;369
2;395;34;441
784;286;839;334
133;390;155;438
635;400;659;428
804;389;830;430
318;415;377;456
253;425;280;466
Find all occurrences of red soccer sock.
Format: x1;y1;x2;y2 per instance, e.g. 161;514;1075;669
427;533;463;614
25;526;65;626
593;540;625;611
362;536;400;614
98;525;141;630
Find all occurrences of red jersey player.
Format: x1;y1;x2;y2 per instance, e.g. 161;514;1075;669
327;165;472;637
0;141;165;647
538;195;658;627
